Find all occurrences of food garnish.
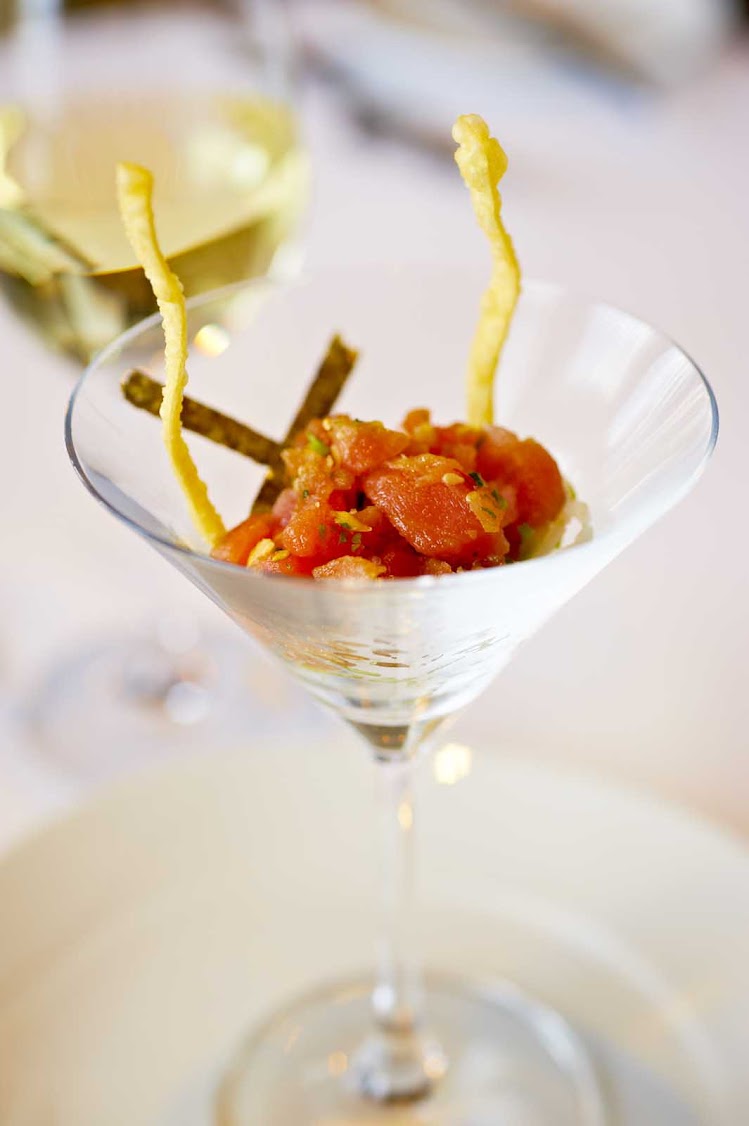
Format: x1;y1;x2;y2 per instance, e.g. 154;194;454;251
122;369;281;465
122;334;356;477
116;161;225;545
452;114;520;427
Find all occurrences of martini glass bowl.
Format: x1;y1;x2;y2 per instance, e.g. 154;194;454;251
66;265;717;1124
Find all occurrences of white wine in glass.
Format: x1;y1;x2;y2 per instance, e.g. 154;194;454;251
0;0;307;362
0;93;304;360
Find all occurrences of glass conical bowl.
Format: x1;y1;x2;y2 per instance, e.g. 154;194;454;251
66;265;717;1124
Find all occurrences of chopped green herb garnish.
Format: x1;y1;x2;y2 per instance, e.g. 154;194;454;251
338;530;348;544
301;488;310;499
469;471;485;487
307;433;330;457
490;488;507;508
352;533;362;551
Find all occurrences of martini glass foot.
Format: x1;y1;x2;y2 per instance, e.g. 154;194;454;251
216;975;608;1125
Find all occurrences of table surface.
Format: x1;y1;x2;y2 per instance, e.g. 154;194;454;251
1;44;748;854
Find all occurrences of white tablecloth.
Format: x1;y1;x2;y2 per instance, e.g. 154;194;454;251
1;48;748;853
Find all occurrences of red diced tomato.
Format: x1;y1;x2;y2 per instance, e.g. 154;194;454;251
478;430;565;527
328;488;357;511
476;426;518;469
432;423;482;472
211;513;275;566
329;418;409;474
363;454;494;560
258;552;316;577
380;541;423;578
279;500;342;559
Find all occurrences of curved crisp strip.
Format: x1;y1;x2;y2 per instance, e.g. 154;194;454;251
116;162;225;546
453;114;521;427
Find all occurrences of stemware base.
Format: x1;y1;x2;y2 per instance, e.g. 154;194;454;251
216;974;607;1125
25;628;328;782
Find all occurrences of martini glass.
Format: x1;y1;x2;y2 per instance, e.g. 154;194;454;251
66;265;717;1123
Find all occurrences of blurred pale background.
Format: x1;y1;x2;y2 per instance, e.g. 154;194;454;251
0;0;747;843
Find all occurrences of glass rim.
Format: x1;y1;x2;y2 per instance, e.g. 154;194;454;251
64;270;719;597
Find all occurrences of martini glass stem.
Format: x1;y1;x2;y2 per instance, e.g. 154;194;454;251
353;753;446;1102
373;757;421;1032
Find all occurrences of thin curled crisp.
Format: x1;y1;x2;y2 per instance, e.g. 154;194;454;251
453;114;521;427
116;162;225;546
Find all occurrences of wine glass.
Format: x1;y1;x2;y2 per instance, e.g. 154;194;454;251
0;0;305;362
66;265;717;1122
1;0;310;777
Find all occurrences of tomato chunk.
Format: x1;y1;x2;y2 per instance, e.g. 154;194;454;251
258;552;316;577
279;500;343;559
477;430;565;527
432;422;482;472
380;541;423;578
329;418;409;474
211;513;275;566
363;454;506;562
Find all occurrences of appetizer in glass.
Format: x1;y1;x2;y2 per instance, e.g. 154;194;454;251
66;115;717;1123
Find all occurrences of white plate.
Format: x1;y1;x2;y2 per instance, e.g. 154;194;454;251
0;740;746;1125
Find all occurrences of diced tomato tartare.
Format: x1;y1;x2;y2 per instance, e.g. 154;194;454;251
212;410;567;580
